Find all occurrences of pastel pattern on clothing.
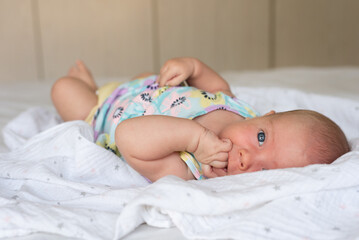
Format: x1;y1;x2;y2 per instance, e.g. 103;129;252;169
179;151;205;180
89;75;260;180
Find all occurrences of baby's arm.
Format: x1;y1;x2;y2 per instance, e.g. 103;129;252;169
115;115;231;181
157;58;234;97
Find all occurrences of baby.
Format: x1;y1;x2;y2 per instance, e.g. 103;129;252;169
51;58;350;182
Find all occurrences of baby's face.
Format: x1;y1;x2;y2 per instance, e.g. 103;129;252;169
217;113;311;176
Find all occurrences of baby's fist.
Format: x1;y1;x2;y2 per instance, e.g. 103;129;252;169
193;129;232;168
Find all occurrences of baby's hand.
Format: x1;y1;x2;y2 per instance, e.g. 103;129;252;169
157;58;195;87
201;164;228;178
193;129;232;172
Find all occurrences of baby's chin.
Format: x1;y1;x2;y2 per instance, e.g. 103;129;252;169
211;167;228;178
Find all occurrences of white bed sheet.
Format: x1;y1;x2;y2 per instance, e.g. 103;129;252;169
0;67;358;240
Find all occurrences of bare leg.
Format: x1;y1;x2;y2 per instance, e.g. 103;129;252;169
51;61;98;121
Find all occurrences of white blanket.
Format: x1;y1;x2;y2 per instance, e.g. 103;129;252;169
1;87;359;240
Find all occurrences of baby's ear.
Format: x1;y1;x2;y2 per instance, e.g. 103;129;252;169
264;110;276;116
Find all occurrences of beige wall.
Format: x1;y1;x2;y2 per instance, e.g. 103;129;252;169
1;0;359;82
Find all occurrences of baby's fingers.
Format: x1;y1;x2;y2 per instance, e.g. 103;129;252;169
158;73;176;87
202;165;218;178
157;71;171;87
219;138;232;152
209;160;228;169
167;74;187;86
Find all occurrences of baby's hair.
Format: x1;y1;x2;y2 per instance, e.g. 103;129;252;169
277;110;350;164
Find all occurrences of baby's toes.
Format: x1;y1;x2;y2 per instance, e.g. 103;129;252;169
67;66;79;77
76;60;92;75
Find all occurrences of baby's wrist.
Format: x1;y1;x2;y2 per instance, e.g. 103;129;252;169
189;58;200;79
186;125;206;155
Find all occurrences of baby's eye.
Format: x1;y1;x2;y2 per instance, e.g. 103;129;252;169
257;130;265;146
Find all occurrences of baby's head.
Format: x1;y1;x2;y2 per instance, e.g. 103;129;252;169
272;110;350;165
219;109;350;176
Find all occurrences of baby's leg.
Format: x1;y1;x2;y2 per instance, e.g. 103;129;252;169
51;61;98;121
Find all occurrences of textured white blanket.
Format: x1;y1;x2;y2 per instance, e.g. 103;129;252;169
1;87;359;240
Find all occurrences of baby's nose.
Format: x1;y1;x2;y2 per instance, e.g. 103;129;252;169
238;149;252;171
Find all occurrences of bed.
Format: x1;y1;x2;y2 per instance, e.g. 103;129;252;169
1;67;358;240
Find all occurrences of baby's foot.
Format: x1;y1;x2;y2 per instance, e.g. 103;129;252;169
68;60;97;91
